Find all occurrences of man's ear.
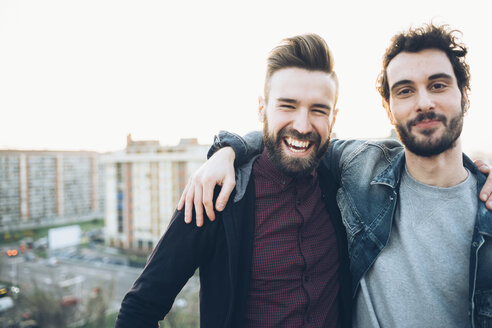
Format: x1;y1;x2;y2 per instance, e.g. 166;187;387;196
258;96;266;123
462;92;470;115
329;107;339;132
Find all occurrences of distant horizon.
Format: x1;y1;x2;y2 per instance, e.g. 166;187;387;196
2;131;491;159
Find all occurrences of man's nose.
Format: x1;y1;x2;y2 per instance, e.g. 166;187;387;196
416;90;435;112
292;109;312;134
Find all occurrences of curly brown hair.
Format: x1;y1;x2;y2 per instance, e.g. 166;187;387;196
376;24;470;110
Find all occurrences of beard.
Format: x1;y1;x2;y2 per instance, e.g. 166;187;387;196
395;110;464;157
263;119;330;178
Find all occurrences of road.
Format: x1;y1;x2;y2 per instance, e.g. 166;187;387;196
1;247;200;326
0;252;141;313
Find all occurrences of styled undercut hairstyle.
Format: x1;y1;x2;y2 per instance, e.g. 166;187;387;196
264;33;339;104
377;23;471;111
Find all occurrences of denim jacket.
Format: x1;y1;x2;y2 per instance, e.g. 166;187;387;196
213;131;492;328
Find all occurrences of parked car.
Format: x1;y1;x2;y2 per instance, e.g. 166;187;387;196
61;295;78;307
0;284;8;298
33;237;48;250
24;252;36;262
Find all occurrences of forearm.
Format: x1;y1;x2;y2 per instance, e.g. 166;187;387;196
208;130;263;166
320;138;403;184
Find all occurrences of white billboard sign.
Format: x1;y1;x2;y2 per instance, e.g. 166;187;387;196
48;225;81;250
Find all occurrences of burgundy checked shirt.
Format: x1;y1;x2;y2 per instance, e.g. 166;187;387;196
244;150;341;328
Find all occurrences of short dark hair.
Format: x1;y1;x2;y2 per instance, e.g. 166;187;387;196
377;23;470;109
264;33;338;104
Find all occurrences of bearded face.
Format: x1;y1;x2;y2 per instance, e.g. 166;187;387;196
259;68;337;176
395;110;464;157
263;117;330;178
385;49;466;158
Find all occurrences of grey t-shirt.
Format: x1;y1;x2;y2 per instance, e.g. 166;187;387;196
354;166;477;328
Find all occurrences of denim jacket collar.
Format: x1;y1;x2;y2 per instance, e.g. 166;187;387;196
371;151;406;189
373;150;492;236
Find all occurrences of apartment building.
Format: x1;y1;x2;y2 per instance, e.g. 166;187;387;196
0;150;104;232
103;135;208;252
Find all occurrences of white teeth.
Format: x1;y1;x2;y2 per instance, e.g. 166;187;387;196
286;137;309;151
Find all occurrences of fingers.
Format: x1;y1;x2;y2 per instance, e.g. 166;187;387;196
177;179;189;211
484;193;492;211
184;180;195;224
202;180;216;222
481;183;492;211
182;147;237;226
193;182;205;227
216;176;235;212
476;160;492;210
183;176;209;226
183;172;214;226
475;160;490;174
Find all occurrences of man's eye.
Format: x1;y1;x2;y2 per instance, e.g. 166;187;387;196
313;109;329;115
431;83;447;90
397;88;411;95
280;104;295;109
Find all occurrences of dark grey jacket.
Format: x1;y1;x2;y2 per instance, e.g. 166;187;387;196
116;162;352;327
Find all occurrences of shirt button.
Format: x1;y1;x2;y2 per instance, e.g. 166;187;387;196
306;315;312;323
304;275;309;282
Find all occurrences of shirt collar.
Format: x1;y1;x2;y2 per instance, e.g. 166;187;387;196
256;149;317;189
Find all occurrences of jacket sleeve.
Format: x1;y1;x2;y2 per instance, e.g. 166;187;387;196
115;209;221;328
208;130;263;166
320;138;403;184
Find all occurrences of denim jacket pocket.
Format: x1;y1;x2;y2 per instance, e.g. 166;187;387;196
337;189;363;254
476;290;492;328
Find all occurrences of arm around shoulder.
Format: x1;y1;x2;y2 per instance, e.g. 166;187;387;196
209;130;263;166
320;139;403;183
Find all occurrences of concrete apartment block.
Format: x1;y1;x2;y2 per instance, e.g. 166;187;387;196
0;150;104;234
103;135;208;252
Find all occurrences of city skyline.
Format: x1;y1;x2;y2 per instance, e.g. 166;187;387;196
1;0;491;155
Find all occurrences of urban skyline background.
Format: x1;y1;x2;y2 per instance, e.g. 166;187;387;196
0;136;207;327
1;0;491;156
1;2;491;325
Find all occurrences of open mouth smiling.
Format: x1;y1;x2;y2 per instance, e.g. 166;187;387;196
284;137;313;153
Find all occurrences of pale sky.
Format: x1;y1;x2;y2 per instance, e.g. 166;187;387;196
1;0;490;154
